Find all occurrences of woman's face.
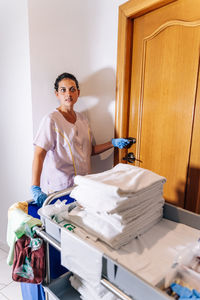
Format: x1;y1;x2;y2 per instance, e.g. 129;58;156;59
55;78;80;110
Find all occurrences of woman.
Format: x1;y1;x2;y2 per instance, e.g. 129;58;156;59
31;72;131;206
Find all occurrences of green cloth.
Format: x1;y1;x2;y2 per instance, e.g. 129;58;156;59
7;207;42;266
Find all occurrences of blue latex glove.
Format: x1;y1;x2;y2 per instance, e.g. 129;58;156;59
193;289;200;298
179;297;200;300
112;138;131;149
31;185;47;207
171;283;193;298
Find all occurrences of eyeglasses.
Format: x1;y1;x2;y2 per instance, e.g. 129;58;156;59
58;86;77;94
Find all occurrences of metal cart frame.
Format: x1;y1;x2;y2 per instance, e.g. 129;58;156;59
35;188;200;300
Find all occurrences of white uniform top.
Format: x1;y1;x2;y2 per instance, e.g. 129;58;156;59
33;109;92;193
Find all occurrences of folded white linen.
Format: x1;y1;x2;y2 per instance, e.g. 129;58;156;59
67;203;164;234
70;274;120;300
68;164;166;249
110;198;164;224
70;184;164;213
61;228;102;285
110;189;163;214
65;204;163;249
67;207;123;237
83;198;164;228
109;216;163;249
73;163;166;197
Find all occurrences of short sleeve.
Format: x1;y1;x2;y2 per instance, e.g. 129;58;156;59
33;115;56;151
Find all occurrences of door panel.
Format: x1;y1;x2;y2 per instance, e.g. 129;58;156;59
128;0;200;207
185;72;200;213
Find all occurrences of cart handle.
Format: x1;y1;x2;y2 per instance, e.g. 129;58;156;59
42;186;75;207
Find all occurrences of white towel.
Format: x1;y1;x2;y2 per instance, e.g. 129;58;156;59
109;216;163;249
61;228;102;285
68;164;166;249
73;163;166;197
84;198;164;227
65;204;164;249
110;198;164;224
70;274;120;300
71;184;164;213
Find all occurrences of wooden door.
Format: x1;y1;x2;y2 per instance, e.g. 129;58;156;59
115;0;200;210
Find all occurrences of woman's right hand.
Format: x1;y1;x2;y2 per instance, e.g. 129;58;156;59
111;138;132;149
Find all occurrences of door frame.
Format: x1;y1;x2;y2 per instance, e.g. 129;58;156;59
115;0;177;164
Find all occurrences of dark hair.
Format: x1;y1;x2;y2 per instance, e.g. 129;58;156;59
54;72;79;91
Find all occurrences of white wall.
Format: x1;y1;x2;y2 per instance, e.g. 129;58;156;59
28;0;127;173
0;0;33;243
0;0;127;244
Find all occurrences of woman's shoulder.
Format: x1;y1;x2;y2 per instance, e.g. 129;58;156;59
76;111;89;122
42;109;62;122
38;110;60;129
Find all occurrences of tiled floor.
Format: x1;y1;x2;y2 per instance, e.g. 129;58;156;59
0;242;23;300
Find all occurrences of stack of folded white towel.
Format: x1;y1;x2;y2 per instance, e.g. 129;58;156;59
68;163;166;249
70;274;120;300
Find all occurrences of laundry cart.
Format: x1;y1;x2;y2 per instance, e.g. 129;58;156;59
34;188;200;300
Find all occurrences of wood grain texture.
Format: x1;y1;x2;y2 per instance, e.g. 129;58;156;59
120;0;176;18
134;23;200;206
185;62;200;213
115;8;133;164
115;0;177;164
115;0;200;209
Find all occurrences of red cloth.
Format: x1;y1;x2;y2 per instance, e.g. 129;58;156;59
12;234;45;284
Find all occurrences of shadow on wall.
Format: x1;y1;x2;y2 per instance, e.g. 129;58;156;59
169;166;200;214
184;166;200;214
78;67;116;173
80;67;116;98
